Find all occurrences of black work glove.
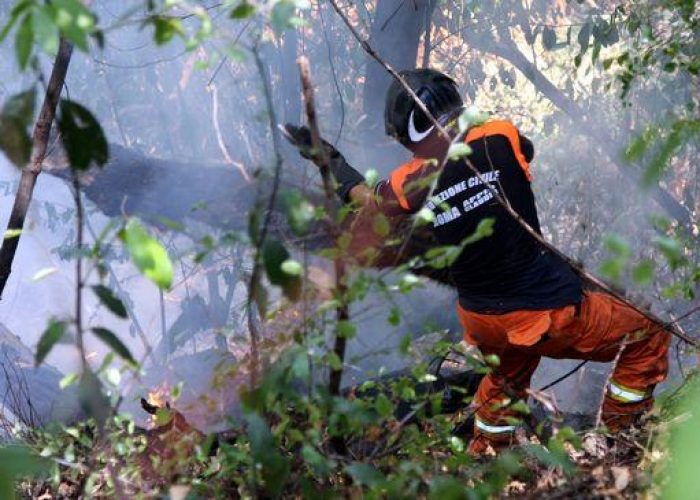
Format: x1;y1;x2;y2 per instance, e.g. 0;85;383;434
283;124;365;203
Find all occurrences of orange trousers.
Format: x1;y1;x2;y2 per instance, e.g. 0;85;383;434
457;291;671;448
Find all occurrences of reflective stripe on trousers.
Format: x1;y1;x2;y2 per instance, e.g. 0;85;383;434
607;380;648;403
475;416;516;434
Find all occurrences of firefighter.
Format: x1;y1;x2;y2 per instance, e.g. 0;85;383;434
284;68;671;455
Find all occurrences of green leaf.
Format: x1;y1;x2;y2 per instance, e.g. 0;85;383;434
375;393;393;418
632;259;654;285
0;445;52;500
0;88;36;167
364;168;379;188
91;327;136;365
280;258;303;277
447;142;473;161
372;213;390;237
0;0;33;43
281;190;314;236
428;476;470;500
230;1;256;19
346;462;384;487
464;217;495;245
119;219;173;289
59;372;79;389
654;236;686;271
151;15;184;45
664;379;700;499
603;234;631;257
336;320;356;339
262;239;301;300
600;258;624;282
35;319;66;366
31;266;57;281
92;285;127;319
15;13;33;70
643;120;698;186
33;6;59;54
245;413;290;497
624;128;656;163
387;307;400;326
48;0;95;51
270;0;296;35
58;100;109;170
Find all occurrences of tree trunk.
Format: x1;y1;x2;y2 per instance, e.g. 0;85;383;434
0;38;74;299
362;0;436;138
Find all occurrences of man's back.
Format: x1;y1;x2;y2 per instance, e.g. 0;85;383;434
388;119;582;313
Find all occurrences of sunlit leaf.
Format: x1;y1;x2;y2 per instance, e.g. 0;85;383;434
31;267;57;281
280;258;303;277
447;143;472;161
262;239;301;300
3;228;23;239
59;372;79;389
47;0;96;51
281;190;314;236
119;219;173;289
33;6;59;54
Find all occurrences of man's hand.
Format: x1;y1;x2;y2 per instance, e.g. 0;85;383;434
281;124;339;165
282;123;365;203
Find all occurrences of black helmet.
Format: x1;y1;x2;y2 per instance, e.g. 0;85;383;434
384;69;463;147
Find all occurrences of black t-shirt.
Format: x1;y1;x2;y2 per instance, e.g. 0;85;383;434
376;119;582;313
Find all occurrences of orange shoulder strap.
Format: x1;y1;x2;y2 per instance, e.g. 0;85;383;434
389;157;426;211
465;120;532;181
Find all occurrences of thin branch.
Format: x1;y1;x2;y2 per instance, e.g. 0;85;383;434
297;57;350;400
245;43;285;388
0;38;74;298
318;2;346;143
208;83;251;181
71;175;87;372
595;334;629;428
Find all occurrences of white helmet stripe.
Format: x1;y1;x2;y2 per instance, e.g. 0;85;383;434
407;109;434;143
